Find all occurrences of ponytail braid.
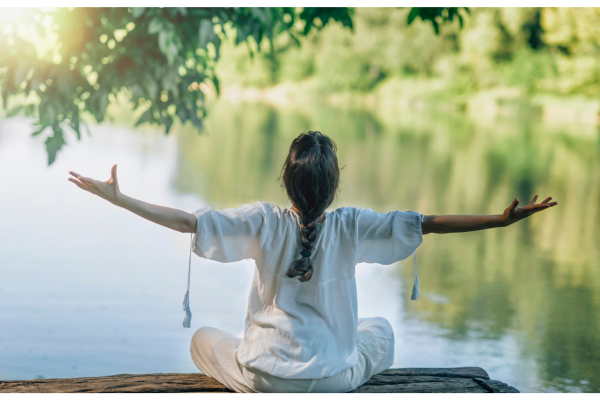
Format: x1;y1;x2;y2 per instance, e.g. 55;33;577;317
286;216;319;282
280;131;340;283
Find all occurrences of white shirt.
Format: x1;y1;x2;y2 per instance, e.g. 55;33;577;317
192;202;423;380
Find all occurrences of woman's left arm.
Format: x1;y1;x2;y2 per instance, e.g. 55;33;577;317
421;195;558;235
68;165;197;233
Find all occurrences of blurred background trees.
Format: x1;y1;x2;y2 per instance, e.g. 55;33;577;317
220;7;600;99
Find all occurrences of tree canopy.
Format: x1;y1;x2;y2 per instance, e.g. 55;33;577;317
0;7;467;164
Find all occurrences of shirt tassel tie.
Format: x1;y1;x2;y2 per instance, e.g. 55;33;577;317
182;290;192;328
410;250;419;301
182;233;193;328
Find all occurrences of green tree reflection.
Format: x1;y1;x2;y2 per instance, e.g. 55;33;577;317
171;100;600;392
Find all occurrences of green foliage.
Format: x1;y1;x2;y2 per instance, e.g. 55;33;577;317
502;49;557;94
407;7;470;34
314;24;383;92
0;7;353;164
278;47;315;83
222;7;600;107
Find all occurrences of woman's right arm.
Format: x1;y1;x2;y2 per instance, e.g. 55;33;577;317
68;165;197;233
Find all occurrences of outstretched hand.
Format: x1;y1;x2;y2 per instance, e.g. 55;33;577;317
501;195;558;226
68;165;121;205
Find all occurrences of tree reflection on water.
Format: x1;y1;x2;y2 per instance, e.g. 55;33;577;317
172;100;600;392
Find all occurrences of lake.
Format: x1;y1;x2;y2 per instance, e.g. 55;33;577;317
0;99;599;392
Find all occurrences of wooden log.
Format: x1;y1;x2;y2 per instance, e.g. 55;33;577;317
349;367;519;393
0;373;231;393
0;367;519;393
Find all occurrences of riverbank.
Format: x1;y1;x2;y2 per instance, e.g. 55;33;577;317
220;78;600;126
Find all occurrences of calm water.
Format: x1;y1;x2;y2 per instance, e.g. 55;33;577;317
1;100;599;392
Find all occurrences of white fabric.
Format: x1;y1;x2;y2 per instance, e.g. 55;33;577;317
192;202;423;380
190;317;395;393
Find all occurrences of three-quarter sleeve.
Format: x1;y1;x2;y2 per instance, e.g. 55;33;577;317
192;202;267;263
354;208;424;265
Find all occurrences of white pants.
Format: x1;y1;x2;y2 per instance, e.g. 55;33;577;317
190;317;394;393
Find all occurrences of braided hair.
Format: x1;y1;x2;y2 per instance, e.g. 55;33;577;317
280;131;340;282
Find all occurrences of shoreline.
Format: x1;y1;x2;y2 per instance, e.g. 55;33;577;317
220;82;600;126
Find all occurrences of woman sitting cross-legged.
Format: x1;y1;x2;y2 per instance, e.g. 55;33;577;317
68;131;557;393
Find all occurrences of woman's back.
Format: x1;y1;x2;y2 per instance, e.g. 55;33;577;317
192;201;423;379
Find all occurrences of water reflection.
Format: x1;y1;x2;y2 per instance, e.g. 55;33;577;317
172;100;600;392
1;99;598;392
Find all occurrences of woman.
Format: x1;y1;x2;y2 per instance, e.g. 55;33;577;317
68;131;557;393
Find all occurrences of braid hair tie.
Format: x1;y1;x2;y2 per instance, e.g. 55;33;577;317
300;250;312;257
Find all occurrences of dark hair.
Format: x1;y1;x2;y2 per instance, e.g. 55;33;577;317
280;131;340;282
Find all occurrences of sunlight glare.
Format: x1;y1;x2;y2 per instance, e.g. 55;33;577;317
0;8;28;26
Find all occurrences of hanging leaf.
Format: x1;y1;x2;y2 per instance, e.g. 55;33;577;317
31;125;48;136
198;20;215;49
131;7;146;19
45;127;66;165
148;18;163;35
407;8;420;25
135;108;154;126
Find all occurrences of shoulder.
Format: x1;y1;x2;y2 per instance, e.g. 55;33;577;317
252;202;284;216
328;206;384;219
326;207;362;227
328;207;422;224
251;202;298;223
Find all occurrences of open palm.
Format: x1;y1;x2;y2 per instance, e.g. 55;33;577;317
68;165;121;205
502;195;558;226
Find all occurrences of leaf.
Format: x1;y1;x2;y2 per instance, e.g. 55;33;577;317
236;26;247;45
131;83;144;99
158;31;178;65
213;35;221;61
6;104;24;117
158;31;168;56
148;18;163;35
97;91;109;122
251;8;269;26
45;127;66;165
24;104;36;117
212;75;220;96
407;8;421;25
198;19;215;49
31;125;47;136
163;115;173;134
69;111;81;139
188;108;203;131
131;7;146;19
432;19;440;35
135;108;153;126
144;78;158;100
176;105;189;124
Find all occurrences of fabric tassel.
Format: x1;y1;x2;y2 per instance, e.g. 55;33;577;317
182;290;190;311
411;276;420;301
182;234;193;328
182;291;192;328
410;250;419;301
